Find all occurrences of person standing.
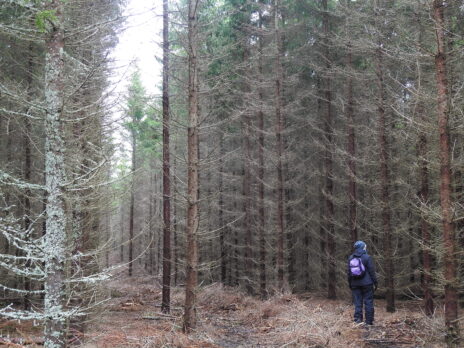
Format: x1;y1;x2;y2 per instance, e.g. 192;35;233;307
347;240;378;325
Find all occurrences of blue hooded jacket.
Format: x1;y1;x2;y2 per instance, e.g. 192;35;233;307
347;241;377;288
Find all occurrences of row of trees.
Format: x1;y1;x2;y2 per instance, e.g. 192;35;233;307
117;0;462;345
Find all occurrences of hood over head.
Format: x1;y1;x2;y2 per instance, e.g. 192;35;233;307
353;240;367;256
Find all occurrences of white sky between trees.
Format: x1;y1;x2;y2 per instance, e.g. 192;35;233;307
109;0;163;168
111;0;162;95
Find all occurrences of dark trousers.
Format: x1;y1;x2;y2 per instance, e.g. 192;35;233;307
352;285;374;324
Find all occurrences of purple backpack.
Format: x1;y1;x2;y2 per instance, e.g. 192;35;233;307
349;257;366;279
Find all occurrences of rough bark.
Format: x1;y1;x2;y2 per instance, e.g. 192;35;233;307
161;0;172;314
432;1;459;344
43;1;66;346
183;0;200;332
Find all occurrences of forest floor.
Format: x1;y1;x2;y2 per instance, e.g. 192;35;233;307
0;275;451;347
79;276;448;348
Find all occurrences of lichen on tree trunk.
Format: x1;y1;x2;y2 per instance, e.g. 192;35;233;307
43;1;67;346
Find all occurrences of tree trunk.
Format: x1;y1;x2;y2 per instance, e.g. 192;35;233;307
432;1;459;344
317;76;326;290
43;1;66;345
258;8;266;299
242;99;253;295
161;0;172;314
183;0;200;332
273;0;285;290
372;0;395;311
119;204;124;263
219;134;226;284
322;0;336;300
418;130;433;315
128;127;136;277
149;165;154;274
375;43;395;313
414;12;434;316
23;42;34;311
173;136;179;286
345;0;357;245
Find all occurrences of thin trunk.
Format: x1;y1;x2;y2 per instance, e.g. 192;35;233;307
128;129;136;277
258;9;266;299
375;43;395;313
233;189;239;286
106;211;110;269
322;0;336;300
173;137;179;286
345;0;357;245
432;1;459;344
274;0;285;290
43;1;66;345
242;98;253;295
23;42;34;311
161;0;171;314
317;77;326;290
303;201;311;290
373;0;394;312
149;166;154;275
120;204;124;263
183;0;200;332
415;14;433;316
5;120;13;208
218;134;226;283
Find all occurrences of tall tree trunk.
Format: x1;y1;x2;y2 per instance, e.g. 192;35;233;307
23;42;34;311
375;43;395;313
173;136;179;286
322;0;336;300
161;0;172;314
43;1;66;345
218;134;226;284
415;12;434;317
273;0;285;290
418;127;433;314
373;0;394;312
148;165;154;274
432;1;459;344
119;204;124;263
345;0;357;245
128;127;136;277
242;105;253;295
258;8;266;299
317;77;326;290
183;0;200;332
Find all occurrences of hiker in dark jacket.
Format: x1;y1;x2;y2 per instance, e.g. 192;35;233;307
347;240;378;325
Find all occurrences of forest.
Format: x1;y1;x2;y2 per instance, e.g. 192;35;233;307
0;0;463;347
